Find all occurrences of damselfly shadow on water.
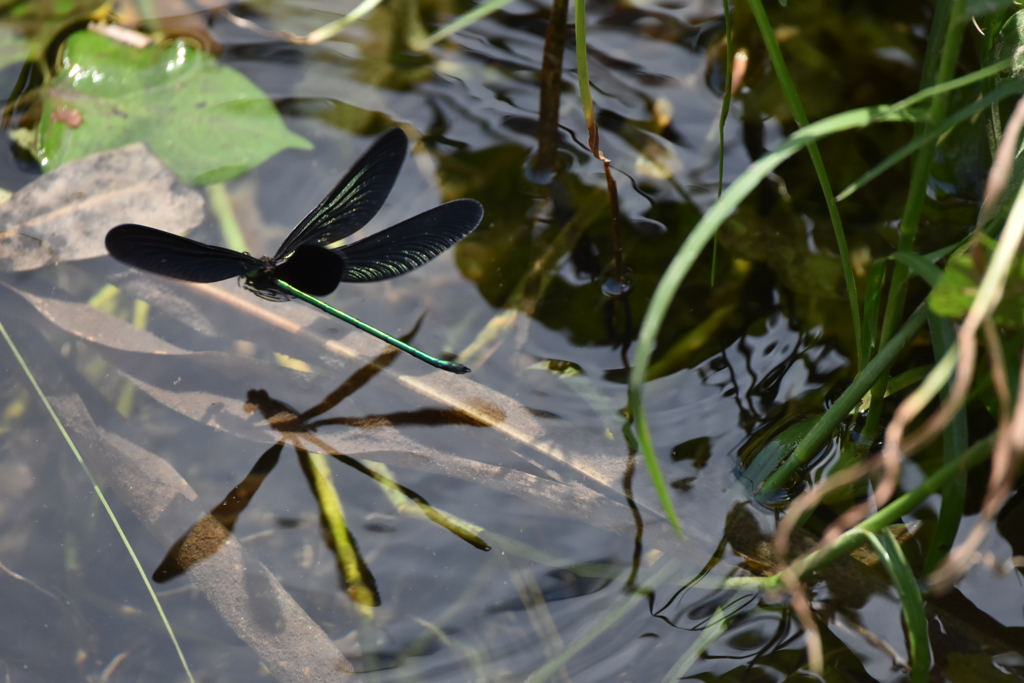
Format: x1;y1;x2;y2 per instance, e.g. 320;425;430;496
152;337;491;606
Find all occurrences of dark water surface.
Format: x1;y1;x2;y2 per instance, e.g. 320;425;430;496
1;0;1018;680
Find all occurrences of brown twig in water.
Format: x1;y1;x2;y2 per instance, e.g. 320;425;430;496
980;367;1024;520
983;316;1012;423
781;568;823;673
534;0;569;174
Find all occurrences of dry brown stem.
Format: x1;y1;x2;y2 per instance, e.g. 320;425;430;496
781;568;823;673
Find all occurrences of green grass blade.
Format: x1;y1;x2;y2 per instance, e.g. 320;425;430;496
890;251;944;286
412;0;519;50
886;58;1011;110
575;0;593;130
0;314;195;683
360;459;489;548
837;78;1024;202
857;529;930;682
303;0;387;44
633;400;685;539
332;455;489;549
861;258;887;366
757;303;929;496
922;312;967;573
711;0;735;286
864;0;969;438
629;105;926;529
746;0;861;370
860;433;993;533
884;365;933;397
207;183;248;253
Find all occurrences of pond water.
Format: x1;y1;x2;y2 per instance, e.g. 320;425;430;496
1;0;1020;680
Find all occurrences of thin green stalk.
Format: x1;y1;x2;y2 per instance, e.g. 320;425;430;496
361;459;488;547
412;0;518;50
918;0;954;94
0;315;195;683
864;433;992;529
858;529;931;682
837;78;1024;202
323;450;488;549
864;0;968;438
885;365;933;396
746;0;861;369
712;0;735;286
575;0;593;130
861;259;887;365
206;183;248;253
574;0;626;291
890;250;946;285
923;313;967;573
632;401;685;539
303;0;387;44
758;303;928;496
927;0;969;128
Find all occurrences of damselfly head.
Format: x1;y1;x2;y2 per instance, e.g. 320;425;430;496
242;273;292;302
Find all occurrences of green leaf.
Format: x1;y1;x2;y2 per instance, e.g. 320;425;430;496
929;235;1024;327
995;11;1024;77
736;415;820;506
891;250;944;286
38;31;312;185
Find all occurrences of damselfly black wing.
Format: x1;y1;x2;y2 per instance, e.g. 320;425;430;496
274;128;408;259
337;199;483;283
106;225;263;282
